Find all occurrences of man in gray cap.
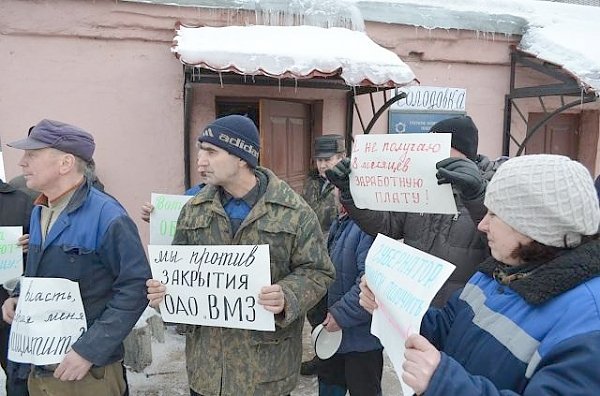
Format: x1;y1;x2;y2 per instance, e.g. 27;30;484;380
2;119;151;396
302;134;347;234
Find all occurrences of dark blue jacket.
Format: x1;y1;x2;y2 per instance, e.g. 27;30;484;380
327;215;381;353
421;240;600;395
23;179;151;366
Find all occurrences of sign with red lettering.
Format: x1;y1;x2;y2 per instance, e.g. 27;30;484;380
148;244;275;331
349;133;457;214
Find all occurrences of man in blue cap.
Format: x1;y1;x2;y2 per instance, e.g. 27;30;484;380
2;119;151;396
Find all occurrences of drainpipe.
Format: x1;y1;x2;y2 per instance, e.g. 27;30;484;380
183;69;192;190
345;90;354;155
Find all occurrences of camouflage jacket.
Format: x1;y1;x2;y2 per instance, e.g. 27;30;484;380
173;167;335;396
301;170;338;233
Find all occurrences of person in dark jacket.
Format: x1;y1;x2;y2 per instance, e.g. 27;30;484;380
301;134;347;376
359;154;600;395
327;115;503;307
2;119;151;396
317;190;382;396
0;179;32;396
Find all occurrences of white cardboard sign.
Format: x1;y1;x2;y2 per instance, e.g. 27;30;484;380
149;244;275;331
149;193;193;245
8;277;87;365
366;234;455;396
0;226;23;284
349;133;457;214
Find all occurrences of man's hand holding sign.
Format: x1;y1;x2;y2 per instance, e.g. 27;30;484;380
329;133;458;214
147;244;275;331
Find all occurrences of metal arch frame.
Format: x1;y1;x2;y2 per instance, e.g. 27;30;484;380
182;66;408;186
502;48;598;156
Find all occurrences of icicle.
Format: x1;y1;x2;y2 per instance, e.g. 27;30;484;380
278;76;281;93
219;72;223;88
294;77;298;94
580;85;585;111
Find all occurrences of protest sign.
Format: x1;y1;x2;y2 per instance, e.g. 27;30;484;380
149;244;275;331
0;226;23;284
349;133;457;214
365;234;455;396
8;277;87;365
149;193;193;245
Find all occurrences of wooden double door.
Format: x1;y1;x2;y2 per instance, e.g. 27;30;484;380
259;100;312;193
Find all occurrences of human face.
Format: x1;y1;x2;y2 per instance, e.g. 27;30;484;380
478;211;533;265
316;153;344;177
196;142;243;187
17;148;65;193
450;148;467;159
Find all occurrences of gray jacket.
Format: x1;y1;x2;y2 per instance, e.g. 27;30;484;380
342;155;503;307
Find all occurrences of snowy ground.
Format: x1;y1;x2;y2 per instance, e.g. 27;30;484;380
127;322;402;396
0;322;402;396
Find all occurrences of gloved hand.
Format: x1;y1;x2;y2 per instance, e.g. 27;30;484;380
325;158;352;200
436;157;486;201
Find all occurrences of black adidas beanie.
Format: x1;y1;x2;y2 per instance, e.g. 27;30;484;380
429;115;478;161
198;115;260;168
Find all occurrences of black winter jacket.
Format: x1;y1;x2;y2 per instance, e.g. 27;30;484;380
341;155;503;307
0;180;33;312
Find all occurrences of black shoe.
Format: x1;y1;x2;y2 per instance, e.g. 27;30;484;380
300;356;322;376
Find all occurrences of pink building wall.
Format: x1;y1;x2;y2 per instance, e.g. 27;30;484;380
1;0;598;246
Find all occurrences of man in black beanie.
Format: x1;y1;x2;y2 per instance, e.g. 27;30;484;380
326;115;504;307
146;115;335;396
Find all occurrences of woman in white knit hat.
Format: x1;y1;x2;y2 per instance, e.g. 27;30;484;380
359;154;600;395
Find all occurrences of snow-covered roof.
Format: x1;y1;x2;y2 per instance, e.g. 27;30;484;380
131;0;600;93
172;25;416;87
357;0;600;93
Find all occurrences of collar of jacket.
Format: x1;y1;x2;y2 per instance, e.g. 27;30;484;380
61;177;93;216
191;167;302;210
478;239;600;305
0;180;17;193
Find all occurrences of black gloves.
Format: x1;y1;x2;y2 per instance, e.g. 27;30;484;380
436;157;486;201
325;158;352;201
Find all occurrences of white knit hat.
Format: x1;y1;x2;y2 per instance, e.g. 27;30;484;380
484;154;600;247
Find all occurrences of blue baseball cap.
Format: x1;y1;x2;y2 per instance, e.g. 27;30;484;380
8;119;95;162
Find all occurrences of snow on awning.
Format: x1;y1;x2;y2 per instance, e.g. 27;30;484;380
172;25;417;87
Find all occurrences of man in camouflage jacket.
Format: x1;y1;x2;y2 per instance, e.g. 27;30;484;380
301;134;346;234
147;115;335;396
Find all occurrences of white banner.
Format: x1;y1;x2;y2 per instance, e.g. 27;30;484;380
149;193;193;245
349;133;457;214
8;277;87;365
366;234;455;396
0;226;23;284
149;244;275;331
